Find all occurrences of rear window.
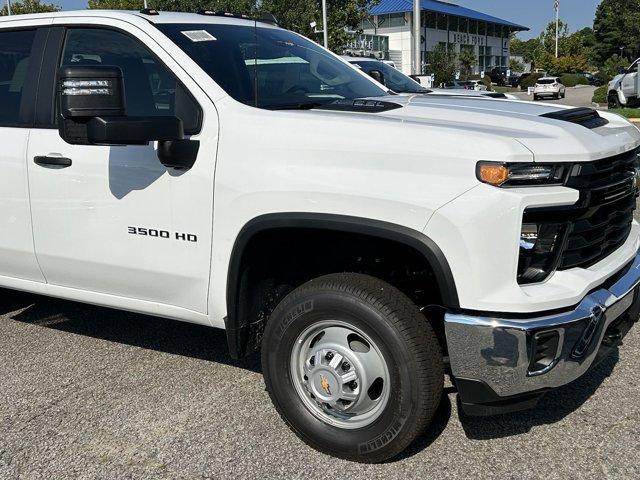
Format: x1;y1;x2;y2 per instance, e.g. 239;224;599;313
0;29;36;126
537;79;557;85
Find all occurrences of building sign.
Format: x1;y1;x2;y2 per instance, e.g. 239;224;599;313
449;32;486;46
346;34;389;54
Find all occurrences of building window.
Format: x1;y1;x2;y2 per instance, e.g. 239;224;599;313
478;21;487;36
388;13;406;28
437;13;448;31
425;12;437;29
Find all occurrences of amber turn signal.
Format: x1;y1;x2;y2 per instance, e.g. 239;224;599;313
477;163;509;186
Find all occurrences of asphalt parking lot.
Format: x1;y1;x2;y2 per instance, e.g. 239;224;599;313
512;84;598;108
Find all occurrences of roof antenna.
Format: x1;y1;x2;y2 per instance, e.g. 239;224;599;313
6;0;12;16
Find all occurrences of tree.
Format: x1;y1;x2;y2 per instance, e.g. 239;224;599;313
88;0;374;52
458;47;475;79
509;58;524;73
427;43;456;86
601;54;631;79
1;0;59;15
594;0;640;65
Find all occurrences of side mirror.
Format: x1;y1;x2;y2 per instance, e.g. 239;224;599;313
409;75;421;84
368;69;385;85
620;67;628;75
57;65;197;169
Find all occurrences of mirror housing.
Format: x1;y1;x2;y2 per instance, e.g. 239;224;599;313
86;116;184;146
409;75;421;84
368;69;385;85
57;66;195;169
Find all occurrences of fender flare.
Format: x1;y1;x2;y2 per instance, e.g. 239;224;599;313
224;213;459;358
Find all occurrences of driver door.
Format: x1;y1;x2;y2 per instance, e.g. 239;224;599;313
26;25;217;315
622;60;639;99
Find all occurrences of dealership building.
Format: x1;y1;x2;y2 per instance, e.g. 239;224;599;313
349;0;529;76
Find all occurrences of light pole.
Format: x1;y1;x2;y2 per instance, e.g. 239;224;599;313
555;0;559;58
6;0;12;16
412;0;421;75
322;0;328;48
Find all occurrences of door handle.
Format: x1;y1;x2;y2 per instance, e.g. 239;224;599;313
34;156;72;168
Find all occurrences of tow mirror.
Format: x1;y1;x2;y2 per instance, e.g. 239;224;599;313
57;66;198;169
368;69;385;85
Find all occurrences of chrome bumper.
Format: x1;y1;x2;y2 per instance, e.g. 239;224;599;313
445;253;640;402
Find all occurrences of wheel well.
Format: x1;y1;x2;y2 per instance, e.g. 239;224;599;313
225;215;457;358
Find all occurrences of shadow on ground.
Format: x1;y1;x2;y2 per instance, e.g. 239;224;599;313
0;288;261;373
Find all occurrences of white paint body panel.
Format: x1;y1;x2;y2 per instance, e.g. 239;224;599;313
1;11;640;330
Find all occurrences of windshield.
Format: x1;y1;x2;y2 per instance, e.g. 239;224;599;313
158;23;387;109
350;60;427;94
537;79;557;84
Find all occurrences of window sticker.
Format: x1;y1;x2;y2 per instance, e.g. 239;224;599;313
182;30;217;42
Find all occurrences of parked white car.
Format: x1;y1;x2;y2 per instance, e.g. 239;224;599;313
2;9;640;464
533;77;566;100
464;79;488;91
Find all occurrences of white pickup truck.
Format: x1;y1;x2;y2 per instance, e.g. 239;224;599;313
608;57;640;108
1;10;640;463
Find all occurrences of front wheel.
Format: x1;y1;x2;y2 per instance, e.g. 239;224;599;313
608;92;621;109
261;273;443;463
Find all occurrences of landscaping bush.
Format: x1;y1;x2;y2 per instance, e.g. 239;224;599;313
519;73;544;90
592;85;608;104
559;74;589;87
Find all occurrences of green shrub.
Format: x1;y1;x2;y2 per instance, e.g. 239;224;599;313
559;74;589;87
592;85;608;104
519;73;544;90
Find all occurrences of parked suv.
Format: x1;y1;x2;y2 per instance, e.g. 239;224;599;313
533;77;566;100
1;10;640;464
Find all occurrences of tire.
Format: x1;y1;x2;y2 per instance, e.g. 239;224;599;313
608;92;621;109
261;273;443;463
533;95;539;101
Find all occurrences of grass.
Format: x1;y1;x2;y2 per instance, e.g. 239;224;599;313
608;108;640;119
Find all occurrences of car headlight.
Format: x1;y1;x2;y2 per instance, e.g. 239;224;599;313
476;162;568;187
518;222;567;284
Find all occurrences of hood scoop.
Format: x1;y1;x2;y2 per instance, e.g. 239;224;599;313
540;107;609;129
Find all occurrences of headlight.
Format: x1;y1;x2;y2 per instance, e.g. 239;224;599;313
518;222;567;284
477;162;568;187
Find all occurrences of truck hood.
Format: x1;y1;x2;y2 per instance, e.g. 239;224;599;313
367;95;640;163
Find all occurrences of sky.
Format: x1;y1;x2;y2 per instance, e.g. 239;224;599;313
54;0;601;39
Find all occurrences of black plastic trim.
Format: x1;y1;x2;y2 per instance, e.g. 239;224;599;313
35;26;65;128
225;213;459;358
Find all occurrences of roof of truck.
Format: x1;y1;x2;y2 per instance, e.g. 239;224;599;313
0;10;279;27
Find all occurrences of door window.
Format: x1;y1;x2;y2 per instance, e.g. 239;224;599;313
0;29;36;125
60;28;201;134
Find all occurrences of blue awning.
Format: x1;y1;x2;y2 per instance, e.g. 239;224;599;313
369;0;529;31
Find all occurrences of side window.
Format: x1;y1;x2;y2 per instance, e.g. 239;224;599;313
0;29;37;126
60;28;202;134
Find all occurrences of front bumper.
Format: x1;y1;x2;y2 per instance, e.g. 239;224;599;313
445;252;640;416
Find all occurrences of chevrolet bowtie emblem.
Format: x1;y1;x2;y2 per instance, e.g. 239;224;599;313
320;375;332;395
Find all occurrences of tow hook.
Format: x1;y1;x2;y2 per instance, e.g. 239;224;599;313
602;329;623;347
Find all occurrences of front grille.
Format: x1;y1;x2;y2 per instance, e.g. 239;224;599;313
525;148;638;271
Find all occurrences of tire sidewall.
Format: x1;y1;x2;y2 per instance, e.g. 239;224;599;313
263;290;425;460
